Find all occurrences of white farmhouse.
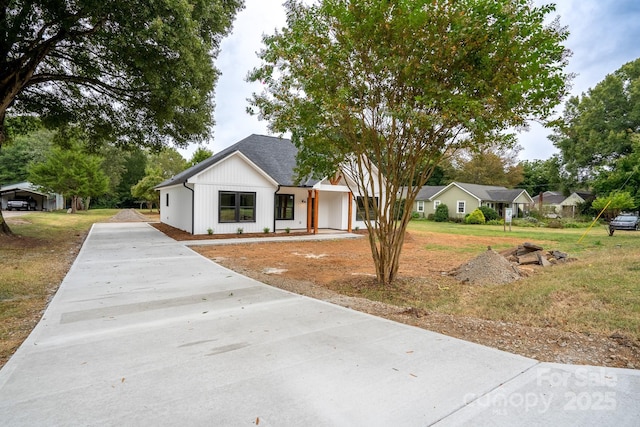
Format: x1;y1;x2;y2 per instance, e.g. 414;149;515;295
155;134;382;235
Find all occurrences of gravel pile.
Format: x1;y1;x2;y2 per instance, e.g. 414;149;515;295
453;248;522;285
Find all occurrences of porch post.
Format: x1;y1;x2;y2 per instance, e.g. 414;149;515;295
313;189;319;234
348;192;353;232
307;189;312;233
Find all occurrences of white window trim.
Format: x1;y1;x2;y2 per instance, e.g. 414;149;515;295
434;200;441;210
457;200;466;214
417;201;425;212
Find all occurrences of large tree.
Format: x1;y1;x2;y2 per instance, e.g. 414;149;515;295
29;143;109;213
551;58;640;186
248;0;570;285
452;145;524;188
591;136;640;204
149;147;188;179
131;166;163;211
519;158;559;196
0;126;53;184
189;146;214;166
0;0;243;233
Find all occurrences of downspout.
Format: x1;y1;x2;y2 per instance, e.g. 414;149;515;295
273;185;281;234
183;182;195;235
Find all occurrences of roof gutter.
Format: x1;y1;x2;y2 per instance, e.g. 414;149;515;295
183;181;195;235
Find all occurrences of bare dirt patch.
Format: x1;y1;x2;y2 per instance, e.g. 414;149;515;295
184;231;639;369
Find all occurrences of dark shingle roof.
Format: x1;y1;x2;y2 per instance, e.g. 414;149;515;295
416;185;446;200
486;189;527;203
531;191;566;205
452;182;529;203
156;134;318;189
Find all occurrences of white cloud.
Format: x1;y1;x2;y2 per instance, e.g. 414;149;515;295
180;0;640;163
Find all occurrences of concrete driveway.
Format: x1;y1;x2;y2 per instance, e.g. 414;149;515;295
0;223;638;426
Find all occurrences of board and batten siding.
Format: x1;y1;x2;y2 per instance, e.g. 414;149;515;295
159;184;193;233
190;154;277;234
274;187;310;231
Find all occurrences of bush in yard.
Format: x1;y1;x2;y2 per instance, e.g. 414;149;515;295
434;204;449;222
465;208;486;224
547;219;563;229
478;206;499;221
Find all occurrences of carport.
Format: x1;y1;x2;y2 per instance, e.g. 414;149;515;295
0;181;64;211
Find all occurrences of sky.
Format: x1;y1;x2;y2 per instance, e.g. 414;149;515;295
179;0;640;162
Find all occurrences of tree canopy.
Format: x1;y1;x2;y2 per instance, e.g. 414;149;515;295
0;0;244;150
592;191;636;220
28;143;109;213
0;126;53;184
189;146;214;166
519;157;564;196
248;0;570;285
551;58;640;185
131;167;164;211
452;145;524;188
149;147;188;179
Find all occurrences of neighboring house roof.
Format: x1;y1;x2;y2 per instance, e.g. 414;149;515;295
570;191;593;202
531;191;566;205
414;185;446;200
156;134;319;189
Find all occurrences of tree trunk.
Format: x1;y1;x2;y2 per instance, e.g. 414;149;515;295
0;116;13;235
70;196;78;213
0;209;13;235
369;217;409;286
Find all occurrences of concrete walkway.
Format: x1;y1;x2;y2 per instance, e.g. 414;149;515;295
0;223;638;426
183;230;363;247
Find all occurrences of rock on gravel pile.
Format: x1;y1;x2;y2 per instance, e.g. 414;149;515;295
453;248;522;285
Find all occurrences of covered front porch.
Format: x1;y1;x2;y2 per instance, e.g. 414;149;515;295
303;187;354;234
274;182;359;234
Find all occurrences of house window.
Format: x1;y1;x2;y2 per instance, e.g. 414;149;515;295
434;200;441;210
165;193;169;207
457;200;466;214
417;201;425;213
275;194;294;220
356;196;377;221
219;191;256;223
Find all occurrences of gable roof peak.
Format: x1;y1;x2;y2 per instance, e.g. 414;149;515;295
155;134;318;189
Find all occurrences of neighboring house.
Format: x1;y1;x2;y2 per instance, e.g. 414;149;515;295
0;181;64;211
531;191;592;218
407;185;445;218
530;191;565;218
155;134;383;235
409;182;532;219
559;191;593;218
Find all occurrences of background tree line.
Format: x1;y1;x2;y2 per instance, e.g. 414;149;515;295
0;120;212;211
4;57;638;214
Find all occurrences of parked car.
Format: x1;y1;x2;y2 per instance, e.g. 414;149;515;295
608;214;640;235
7;199;34;211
